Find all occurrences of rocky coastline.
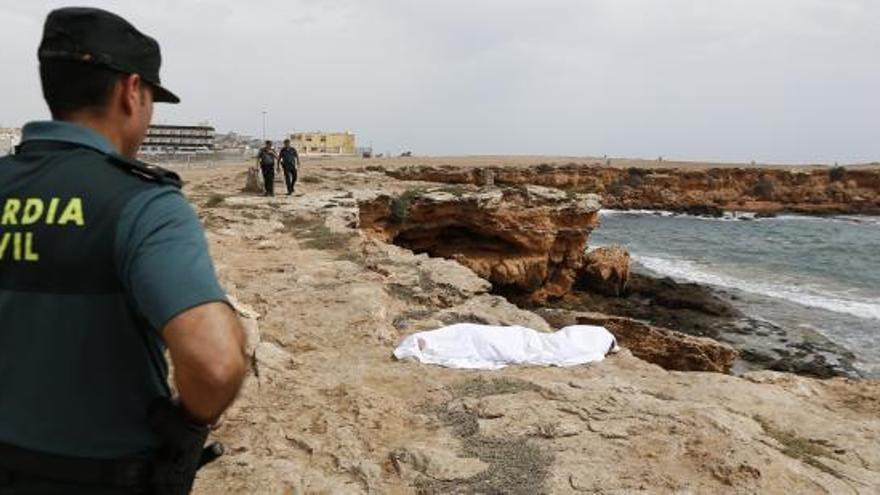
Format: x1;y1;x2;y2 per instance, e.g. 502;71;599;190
553;272;861;378
385;162;880;216
358;182;862;379
176;159;880;493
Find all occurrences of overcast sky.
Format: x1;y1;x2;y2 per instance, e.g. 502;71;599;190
1;0;878;163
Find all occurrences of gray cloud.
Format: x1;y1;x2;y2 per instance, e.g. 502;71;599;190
0;0;878;163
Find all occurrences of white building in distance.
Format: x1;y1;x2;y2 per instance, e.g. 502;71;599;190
0;128;22;156
140;124;215;155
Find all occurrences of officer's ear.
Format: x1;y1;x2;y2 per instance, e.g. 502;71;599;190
119;74;150;116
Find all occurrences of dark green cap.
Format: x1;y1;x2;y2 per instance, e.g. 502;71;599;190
38;7;180;104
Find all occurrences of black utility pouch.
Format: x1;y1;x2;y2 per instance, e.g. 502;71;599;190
148;397;223;495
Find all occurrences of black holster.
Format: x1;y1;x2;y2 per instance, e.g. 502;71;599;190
148;397;224;495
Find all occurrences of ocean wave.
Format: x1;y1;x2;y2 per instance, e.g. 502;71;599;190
602;209;880;226
742;214;880;226
601;209;768;223
635;254;880;321
600;209;677;217
829;216;880;226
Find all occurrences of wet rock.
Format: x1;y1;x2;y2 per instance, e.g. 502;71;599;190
674;204;725;217
628;274;736;317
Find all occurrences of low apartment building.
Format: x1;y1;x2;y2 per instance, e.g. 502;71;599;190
140;124;215;154
291;131;356;156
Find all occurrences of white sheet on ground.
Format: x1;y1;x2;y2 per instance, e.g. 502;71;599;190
393;323;618;370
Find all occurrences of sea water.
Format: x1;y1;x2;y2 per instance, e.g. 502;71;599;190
591;210;880;377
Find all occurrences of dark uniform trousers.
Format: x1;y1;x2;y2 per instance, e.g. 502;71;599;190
260;164;275;196
282;164;297;193
0;467;148;494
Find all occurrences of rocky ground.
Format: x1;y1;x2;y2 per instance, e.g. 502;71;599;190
174;159;880;494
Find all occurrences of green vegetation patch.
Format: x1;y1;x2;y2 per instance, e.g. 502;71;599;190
204;193;226;208
300;224;355;251
434;184;469;197
281;214;355;251
390;188;426;224
415;376;552;495
449;376;542;400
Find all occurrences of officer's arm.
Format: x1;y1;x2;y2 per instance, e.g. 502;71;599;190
117;188;249;425
162;302;247;424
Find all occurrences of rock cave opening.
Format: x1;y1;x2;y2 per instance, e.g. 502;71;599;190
392;224;524;258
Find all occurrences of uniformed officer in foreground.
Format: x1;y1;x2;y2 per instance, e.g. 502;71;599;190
0;7;248;494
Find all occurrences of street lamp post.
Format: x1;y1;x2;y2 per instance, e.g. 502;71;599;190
261;111;267;141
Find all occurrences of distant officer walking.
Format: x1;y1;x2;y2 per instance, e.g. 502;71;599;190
257;140;278;196
0;7;247;494
279;138;300;195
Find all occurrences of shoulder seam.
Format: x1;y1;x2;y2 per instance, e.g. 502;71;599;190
106;155;183;189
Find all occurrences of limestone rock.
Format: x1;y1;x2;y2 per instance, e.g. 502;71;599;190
392;446;489;481
227;293;262;356
434;294;553;333
243;167;264;193
539;309;735;373
358;186;601;302
602;316;735;373
227;293;261;320
254;342;293;371
578;246;631;297
417;256;492;299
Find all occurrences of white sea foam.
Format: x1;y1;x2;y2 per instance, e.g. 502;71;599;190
603;209;880;226
635;254;880;322
832;216;880;226
602;209;764;223
600;209;676;217
768;214;880;226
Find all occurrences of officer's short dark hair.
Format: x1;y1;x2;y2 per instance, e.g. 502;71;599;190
40;59;125;118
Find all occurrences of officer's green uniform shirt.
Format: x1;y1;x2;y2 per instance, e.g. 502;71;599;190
19;121;227;329
0;121;227;458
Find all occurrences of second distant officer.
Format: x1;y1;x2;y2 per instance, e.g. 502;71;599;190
279;138;299;195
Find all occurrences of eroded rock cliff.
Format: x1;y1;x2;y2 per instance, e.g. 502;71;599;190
358;185;601;302
387;163;880;214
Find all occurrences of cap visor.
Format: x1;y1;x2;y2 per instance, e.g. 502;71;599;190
152;84;180;104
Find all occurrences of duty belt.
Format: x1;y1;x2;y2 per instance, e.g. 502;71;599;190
0;441;151;488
